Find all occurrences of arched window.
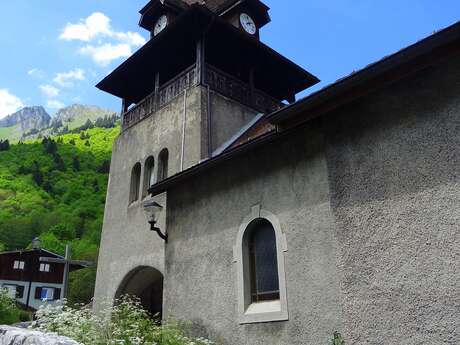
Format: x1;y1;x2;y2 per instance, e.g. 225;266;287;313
129;163;141;204
247;219;280;303
143;156;155;198
157;149;169;182
235;206;288;324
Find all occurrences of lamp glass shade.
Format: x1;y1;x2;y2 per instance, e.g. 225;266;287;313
143;199;163;223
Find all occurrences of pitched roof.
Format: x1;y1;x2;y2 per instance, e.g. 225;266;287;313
0;248;64;258
98;5;318;103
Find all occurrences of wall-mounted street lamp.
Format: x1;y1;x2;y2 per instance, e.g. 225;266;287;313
143;199;167;242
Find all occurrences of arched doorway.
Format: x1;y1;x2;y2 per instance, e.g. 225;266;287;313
115;266;164;319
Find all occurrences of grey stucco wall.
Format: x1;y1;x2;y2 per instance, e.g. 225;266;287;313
323;56;460;344
209;91;259;151
162;56;460;345
94;87;206;310
164;127;343;345
94;84;261;312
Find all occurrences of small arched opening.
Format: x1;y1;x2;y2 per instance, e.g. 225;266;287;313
115;266;164;319
130;163;141;203
143;156;155;198
157;149;169;182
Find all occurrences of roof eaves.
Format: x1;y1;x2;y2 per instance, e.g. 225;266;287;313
0;248;63;258
148;129;278;196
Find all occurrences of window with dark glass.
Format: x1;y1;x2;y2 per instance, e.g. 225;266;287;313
143;156;155;197
130;163;141;203
157;149;169;182
248;219;280;303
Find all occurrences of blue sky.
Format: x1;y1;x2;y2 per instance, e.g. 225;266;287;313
0;0;459;118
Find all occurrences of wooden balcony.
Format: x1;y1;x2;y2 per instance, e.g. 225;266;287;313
121;64;283;131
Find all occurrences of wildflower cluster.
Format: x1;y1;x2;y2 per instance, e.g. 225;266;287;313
32;295;215;345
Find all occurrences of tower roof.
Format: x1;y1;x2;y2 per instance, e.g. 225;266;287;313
139;0;270;31
97;5;318;104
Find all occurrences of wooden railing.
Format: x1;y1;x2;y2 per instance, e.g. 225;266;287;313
122;64;283;130
206;65;283;114
122;65;197;130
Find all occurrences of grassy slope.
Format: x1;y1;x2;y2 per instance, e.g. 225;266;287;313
58;106;116;130
0;126;119;304
0;124;21;141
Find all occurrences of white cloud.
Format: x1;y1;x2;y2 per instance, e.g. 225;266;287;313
53;68;85;87
113;31;146;47
59;12;146;66
0;89;24;119
79;43;131;66
60;12;111;42
28;68;46;79
40;84;60;98
47;100;65;109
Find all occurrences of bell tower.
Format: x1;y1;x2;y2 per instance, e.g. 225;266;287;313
97;0;318;170
94;0;318;313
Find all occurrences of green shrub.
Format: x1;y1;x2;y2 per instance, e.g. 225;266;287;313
19;310;32;322
331;332;346;345
33;295;215;345
0;289;21;325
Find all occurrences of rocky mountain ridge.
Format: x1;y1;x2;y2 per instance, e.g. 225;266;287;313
0;104;118;140
0;106;51;132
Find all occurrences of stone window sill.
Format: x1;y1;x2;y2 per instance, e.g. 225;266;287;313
239;300;288;324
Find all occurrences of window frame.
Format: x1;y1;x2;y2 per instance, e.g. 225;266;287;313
129;162;142;204
157;149;169;182
35;286;60;301
233;205;289;324
2;284;17;299
13;260;25;270
39;263;50;272
143;156;155;198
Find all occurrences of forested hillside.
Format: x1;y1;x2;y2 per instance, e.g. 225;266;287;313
0;126;119;304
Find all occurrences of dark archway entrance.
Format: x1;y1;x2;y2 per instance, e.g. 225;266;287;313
115;266;164;319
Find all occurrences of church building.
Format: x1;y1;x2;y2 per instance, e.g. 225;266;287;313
94;1;460;343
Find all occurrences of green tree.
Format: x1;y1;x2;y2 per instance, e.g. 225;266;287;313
49;224;76;241
68;267;96;306
72;156;81;171
97;160;111;173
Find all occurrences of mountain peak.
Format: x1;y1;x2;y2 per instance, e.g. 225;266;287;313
0;106;51;130
52;104;117;130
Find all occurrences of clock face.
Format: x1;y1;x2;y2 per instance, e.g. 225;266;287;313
240;13;257;35
153;15;168;36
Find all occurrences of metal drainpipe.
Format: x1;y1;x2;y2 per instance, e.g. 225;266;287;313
207;85;212;157
180;89;187;171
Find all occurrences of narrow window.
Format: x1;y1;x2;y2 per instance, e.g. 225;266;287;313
130;163;141;203
13;260;25;270
35;287;56;301
3;285;17;299
143;156;155;198
157;149;169;182
40;263;50;272
248;219;280;303
235;207;288;324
